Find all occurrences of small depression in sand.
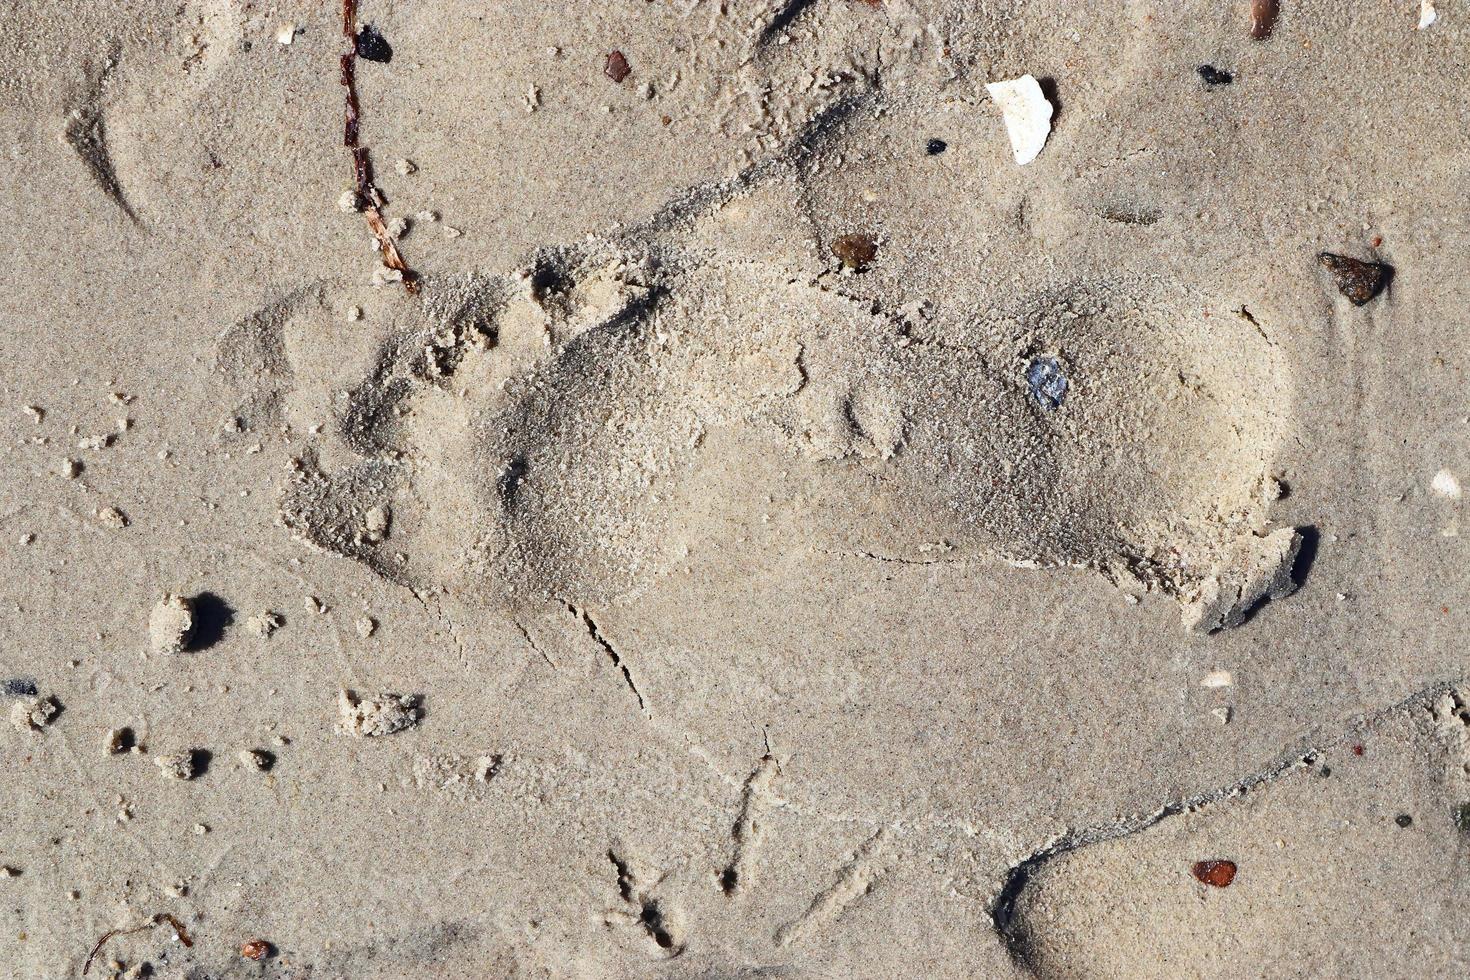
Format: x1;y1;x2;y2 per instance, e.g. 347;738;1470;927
220;245;1291;624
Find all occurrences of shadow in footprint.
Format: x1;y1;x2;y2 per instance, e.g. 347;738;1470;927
189;592;235;651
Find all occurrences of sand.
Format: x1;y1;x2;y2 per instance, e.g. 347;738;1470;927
2;0;1468;977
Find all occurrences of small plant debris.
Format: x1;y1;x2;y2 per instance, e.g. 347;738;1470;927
1251;0;1279;40
1319;253;1392;305
1197;65;1233;87
340;0;417;292
1025;356;1068;410
355;25;392;63
831;233;878;270
1190;859;1237;888
83;915;192;975
926;138;948;155
605;50;631;83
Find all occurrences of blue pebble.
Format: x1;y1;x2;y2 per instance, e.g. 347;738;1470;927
1025;356;1068;410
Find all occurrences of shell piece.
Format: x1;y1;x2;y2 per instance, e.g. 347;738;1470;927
1419;0;1437;29
985;75;1053;166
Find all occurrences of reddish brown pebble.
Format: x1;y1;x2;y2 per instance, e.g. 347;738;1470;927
831;233;879;270
1251;0;1279;40
1191;859;1237;888
1319;252;1392;306
605;51;631;83
1352;744;1364;756
241;939;271;961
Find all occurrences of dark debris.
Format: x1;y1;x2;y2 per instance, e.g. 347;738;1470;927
1320;252;1392;306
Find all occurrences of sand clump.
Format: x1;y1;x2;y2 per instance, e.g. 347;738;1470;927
10;696;59;733
148;594;195;653
154;752;197;781
1181;528;1303;633
337;690;421;737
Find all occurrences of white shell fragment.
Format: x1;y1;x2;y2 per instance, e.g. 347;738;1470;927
985;74;1054;166
1432;468;1462;499
1418;0;1437;30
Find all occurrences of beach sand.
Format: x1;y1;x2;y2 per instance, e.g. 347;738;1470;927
2;1;1468;976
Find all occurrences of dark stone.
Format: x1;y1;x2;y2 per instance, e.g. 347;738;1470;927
605;50;631;83
831;233;878;271
1025;356;1068;410
1197;65;1234;87
2;678;38;697
926;138;947;155
356;26;393;64
1320;252;1392;306
1395;813;1413;828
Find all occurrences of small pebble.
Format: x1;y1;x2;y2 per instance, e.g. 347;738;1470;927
1395;813;1413;828
393;158;416;177
241;939;272;961
356;25;393;63
1190;859;1237;887
605;50;631;83
925;138;947;155
1320;252;1392;306
1025;356;1068;411
831;233;878;271
1197;65;1234;86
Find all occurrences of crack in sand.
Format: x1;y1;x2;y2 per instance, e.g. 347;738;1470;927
566;603;649;719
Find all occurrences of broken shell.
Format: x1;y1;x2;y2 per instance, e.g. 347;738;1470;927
984;74;1053;166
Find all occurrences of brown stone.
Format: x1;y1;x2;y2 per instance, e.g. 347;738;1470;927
1320;253;1392;306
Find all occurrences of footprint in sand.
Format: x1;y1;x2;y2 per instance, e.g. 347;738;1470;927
218;231;1292;628
214;0;1297;629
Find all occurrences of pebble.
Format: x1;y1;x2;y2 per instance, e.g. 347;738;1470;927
605;50;631;83
1431;469;1461;500
1319;252;1392;306
1197;65;1233;87
1025;356;1068;410
831;233;878;271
